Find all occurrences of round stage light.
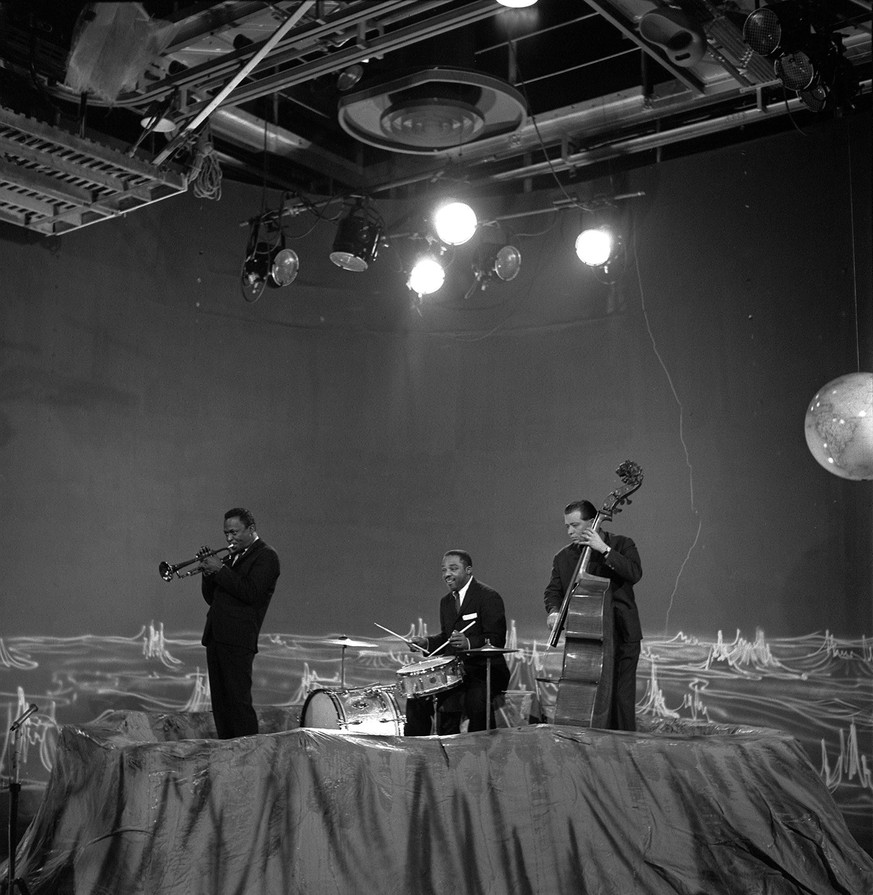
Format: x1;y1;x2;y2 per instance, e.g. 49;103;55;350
270;248;300;287
433;201;478;246
493;245;522;282
407;256;446;296
575;227;616;267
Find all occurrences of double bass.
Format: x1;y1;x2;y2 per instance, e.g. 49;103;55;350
548;460;643;728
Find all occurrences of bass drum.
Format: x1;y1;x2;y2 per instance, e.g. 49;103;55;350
299;685;404;735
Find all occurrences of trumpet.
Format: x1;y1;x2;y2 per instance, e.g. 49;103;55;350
159;546;231;581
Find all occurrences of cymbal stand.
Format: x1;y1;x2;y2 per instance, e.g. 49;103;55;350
4;704;37;895
484;641;493;732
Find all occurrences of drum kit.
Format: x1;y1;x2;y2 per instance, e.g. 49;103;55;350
299;629;518;735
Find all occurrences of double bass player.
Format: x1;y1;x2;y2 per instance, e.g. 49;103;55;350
544;499;642;731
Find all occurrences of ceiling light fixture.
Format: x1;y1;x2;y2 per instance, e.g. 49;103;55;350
329;199;384;272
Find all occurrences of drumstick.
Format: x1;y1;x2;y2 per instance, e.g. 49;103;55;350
374;622;428;653
427;620;475;658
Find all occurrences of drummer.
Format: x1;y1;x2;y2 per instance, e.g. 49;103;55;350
404;550;511;736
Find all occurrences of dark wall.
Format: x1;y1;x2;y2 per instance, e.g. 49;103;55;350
0;113;869;644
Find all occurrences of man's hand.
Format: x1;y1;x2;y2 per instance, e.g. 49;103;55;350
547;611;560;632
448;630;470;650
579;528;608;553
199;550;224;575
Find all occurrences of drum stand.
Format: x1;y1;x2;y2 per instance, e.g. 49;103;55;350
459;640;518;732
322;637;377;689
4;705;37;895
486;654;493;732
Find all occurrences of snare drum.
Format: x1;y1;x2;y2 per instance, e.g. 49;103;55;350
299;685;404;735
396;656;464;699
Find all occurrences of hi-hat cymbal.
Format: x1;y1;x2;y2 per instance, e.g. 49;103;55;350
323;636;378;648
459;645;519;654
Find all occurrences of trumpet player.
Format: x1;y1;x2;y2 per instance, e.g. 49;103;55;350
199;507;280;739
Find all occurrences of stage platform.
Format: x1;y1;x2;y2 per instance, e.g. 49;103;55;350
5;709;873;894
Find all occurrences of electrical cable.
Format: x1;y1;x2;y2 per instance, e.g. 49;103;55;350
189;126;222;199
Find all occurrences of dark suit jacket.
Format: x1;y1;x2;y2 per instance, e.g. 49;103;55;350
544;533;643;643
424;577;510;692
201;538;280;653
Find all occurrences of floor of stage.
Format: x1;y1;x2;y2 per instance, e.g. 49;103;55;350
4;709;873;895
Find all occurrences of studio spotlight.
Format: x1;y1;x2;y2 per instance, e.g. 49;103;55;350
337;63;365;92
575;227;619;268
472;243;522;290
742;1;859;114
432;200;478;246
407;254;446;296
774;48;817;91
742;2;809;57
796;44;858;112
241;221;299;302
270;240;300;286
330;200;384;272
575;225;625;283
491;244;522;282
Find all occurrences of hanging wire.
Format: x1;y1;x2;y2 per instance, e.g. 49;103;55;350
189;125;222;200
845;128;861;372
503;21;578;207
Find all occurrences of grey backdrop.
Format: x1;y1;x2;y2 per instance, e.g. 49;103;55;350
0;114;869;644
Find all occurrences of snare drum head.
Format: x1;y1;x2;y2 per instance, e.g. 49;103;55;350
399;656;451;674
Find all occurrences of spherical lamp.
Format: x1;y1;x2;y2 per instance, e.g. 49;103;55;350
804;372;873;480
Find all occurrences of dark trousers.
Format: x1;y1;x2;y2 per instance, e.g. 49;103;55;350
404;678;497;736
610;638;641;732
206;641;258;739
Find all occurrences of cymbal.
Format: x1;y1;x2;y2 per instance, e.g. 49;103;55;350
323;636;378;648
459;645;519;654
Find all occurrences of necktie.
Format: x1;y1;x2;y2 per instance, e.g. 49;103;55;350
453;591;460;614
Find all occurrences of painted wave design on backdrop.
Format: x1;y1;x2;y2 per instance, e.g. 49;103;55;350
1;625;871;850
